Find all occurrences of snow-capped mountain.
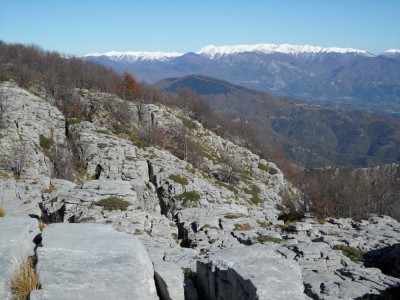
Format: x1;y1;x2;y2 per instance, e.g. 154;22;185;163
84;43;375;62
382;49;400;61
196;43;372;58
83;43;400;117
84;51;183;62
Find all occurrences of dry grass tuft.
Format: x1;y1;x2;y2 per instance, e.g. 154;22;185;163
0;205;5;217
233;223;253;231
38;219;46;231
10;256;39;300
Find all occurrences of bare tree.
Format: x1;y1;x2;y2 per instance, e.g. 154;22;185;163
218;154;240;183
11;141;29;176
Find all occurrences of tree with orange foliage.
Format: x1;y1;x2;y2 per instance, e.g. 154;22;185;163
117;72;140;101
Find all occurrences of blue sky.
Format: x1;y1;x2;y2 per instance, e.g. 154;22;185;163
1;0;399;55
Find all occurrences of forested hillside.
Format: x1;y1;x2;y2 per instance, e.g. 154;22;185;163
156;75;400;167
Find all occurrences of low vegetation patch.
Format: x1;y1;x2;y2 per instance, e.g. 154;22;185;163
258;162;278;175
256;220;271;228
97;143;108;149
169;174;189;186
224;213;246;219
0;205;5;217
95;197;131;211
268;167;278;175
39;134;53;149
257;235;282;244
176;191;201;207
67;117;81;126
233;223;253;231
214;180;237;193
128;135;151;148
258;162;269;172
10;256;39;300
42;185;55;194
333;244;366;262
244;184;262;205
171;233;179;243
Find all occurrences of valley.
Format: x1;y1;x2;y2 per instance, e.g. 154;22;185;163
156;75;400;167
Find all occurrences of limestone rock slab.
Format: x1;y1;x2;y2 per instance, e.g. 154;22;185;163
31;223;158;300
197;244;305;300
0;217;40;300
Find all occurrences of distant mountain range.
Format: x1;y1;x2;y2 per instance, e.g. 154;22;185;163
83;43;400;117
155;75;400;167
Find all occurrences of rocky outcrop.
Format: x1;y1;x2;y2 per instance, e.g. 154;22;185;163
1;82;400;299
365;244;400;278
197;244;305;300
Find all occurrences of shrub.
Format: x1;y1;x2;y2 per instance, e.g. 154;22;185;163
176;191;200;207
169;174;189;186
258;162;269;172
95;197;131;211
268;167;278;175
333;244;366;262
39;134;53;149
278;210;304;224
10;256;39;300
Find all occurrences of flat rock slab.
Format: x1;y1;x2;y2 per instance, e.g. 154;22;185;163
197;244;305;300
0;217;40;300
30;223;158;300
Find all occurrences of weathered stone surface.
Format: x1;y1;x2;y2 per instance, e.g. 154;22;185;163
303;267;400;299
0;217;40;300
31;223;158;300
0;82;65;177
365;244;400;278
288;221;313;232
197;244;305;300
153;261;184;300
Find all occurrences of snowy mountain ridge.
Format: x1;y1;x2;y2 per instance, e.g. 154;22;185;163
83;50;184;62
196;43;372;58
84;43;377;61
384;49;400;53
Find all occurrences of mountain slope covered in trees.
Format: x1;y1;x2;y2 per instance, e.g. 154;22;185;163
156;75;400;167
